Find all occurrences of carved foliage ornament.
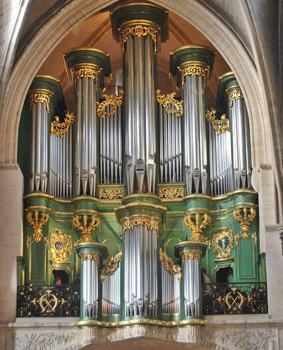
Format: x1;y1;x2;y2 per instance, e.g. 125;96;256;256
50;113;75;138
206;108;230;134
229;88;244;109
121;24;158;53
70;66;101;87
184;212;211;242
73;214;100;244
122;216;159;232
30;92;51;113
159;248;182;282
50;230;72;263
181;65;208;87
233;207;257;244
97;90;124;119
159;187;183;199
156;90;183;118
100;250;123;283
26;210;49;243
212;229;233;259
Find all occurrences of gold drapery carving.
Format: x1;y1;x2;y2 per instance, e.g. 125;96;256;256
156;90;183;117
29;92;51;113
79;252;100;263
228;89;244;109
122;215;160;232
180;250;202;263
121;24;158;53
181;64;208;87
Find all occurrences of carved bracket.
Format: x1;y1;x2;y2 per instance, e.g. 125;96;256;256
100;250;123;283
26;210;49;243
156;90;183;117
50;112;75;138
206;108;230;134
159;248;182;282
97;90;123;119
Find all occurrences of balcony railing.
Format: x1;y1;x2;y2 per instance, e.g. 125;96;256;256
17;284;80;317
202;282;268;315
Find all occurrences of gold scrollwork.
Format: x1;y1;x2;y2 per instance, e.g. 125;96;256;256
50;230;72;263
159;248;182;282
73;214;100;244
156;90;183;117
205;109;230;134
121;24;158;53
180;250;202;263
100;250;123;283
79;252;100;263
99;188;124;200
50;113;75;138
228;89;244;109
212;229;233;259
26;210;49;243
159;187;183;199
233;207;257;241
181;65;208;87
30;92;51;113
97;90;124;119
122;215;160;232
184;212;211;242
26;236;32;249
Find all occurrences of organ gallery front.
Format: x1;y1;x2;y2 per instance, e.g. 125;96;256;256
17;1;266;330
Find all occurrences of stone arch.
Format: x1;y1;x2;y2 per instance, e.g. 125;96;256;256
0;0;277;226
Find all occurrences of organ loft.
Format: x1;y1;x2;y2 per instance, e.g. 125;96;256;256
17;1;266;332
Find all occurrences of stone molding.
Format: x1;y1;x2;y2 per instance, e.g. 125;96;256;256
0;164;19;170
6;319;282;350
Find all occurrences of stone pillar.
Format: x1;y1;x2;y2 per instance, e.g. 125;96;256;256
0;164;23;323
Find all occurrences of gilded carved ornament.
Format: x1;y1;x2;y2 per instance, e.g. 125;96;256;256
184;212;211;242
122;216;160;232
121;24;158;53
156;90;183;118
180;250;202;263
159;248;182;282
212;229;234;259
50;230;72;263
30;92;51;113
159;187;183;199
233;207;257;245
70;66;101;88
228;89;244;109
205;109;230;134
73;214;100;245
100;250;123;283
99;188;124;200
26;210;49;243
97;90;124;119
50;113;75;138
181;65;208;87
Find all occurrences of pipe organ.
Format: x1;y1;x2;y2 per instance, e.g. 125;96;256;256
20;1;263;332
